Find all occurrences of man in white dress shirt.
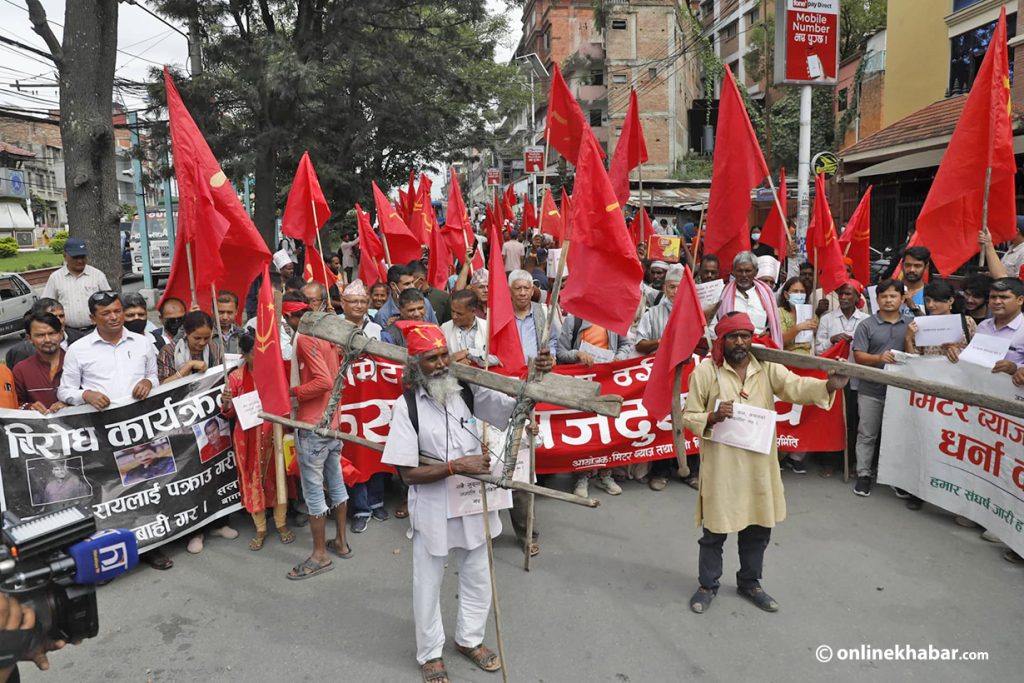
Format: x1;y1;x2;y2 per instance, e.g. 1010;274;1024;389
381;321;515;682
57;291;158;410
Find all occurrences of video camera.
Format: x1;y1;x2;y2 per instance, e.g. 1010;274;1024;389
0;507;138;667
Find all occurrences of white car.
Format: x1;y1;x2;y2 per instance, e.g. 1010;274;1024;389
0;272;38;337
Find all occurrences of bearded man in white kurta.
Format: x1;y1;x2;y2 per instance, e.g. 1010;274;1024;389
682;312;848;615
381;321;515;683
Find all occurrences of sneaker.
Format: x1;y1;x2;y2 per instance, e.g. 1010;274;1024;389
186;534;204;554
892;487;911;500
595;472;622;495
351;516;369;534
649;477;668;491
210;525;239;540
981;530;1001;543
788;458;807;475
853;476;872;497
954;516;980;528
1003;549;1023;565
371;508;390;522
573;476;589;498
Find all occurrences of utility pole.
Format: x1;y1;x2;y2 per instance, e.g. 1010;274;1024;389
188;14;203;76
795;85;811;262
128;111;154;292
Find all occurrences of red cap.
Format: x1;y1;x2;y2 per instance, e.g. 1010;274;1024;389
395;321;447;355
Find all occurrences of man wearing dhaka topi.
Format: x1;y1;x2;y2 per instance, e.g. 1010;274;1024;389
381;321;517;683
683;312;848;614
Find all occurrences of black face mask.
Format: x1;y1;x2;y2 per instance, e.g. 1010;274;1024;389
163;316;184;336
124;319;148;335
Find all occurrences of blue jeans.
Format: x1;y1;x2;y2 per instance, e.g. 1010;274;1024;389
295;430;348;517
350;472;389;518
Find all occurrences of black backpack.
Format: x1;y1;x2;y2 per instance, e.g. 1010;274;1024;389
402;380;475;434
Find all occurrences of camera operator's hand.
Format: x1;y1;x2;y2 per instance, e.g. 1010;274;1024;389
0;593;67;678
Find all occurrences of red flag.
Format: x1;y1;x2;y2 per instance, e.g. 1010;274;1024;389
545;63;604;165
407;176;431;245
428;206;453;290
807;174;848;295
561;135;643;336
486;218;527;376
704;67;770;272
356;203;388;286
916;8;1016;275
503;184;517;207
641;265;706;420
608;90;649;206
761;168;788;253
522;197;538;232
400;170;417;224
160;68;270;314
629;209;655;247
444;168;474;256
539;191;562;242
502;193;516;224
252;266;291;416
281;152;331;245
840;186;872;284
372;181;422;265
560;188;572;242
303;243;338;292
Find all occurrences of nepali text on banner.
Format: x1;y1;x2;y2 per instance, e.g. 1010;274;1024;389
878;357;1024;559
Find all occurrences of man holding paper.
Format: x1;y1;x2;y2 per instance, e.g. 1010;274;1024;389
977;277;1024;384
683;313;847;615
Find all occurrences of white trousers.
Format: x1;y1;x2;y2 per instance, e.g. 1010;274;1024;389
412;532;491;665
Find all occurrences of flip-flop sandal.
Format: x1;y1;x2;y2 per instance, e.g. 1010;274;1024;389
286;557;333;580
327;539;353;559
277;527;296;545
520;541;540;557
456;644;501;672
395;505;409;519
249;534;267;551
420;657;448;683
683;476;700;490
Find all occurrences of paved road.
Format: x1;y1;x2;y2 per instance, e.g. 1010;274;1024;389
22;469;1022;682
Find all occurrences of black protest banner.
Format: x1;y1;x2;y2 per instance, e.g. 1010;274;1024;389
0;368;242;551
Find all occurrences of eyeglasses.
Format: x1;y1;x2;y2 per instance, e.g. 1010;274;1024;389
88;290;119;305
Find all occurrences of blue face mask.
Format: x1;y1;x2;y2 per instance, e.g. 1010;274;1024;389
788;293;807;306
751;232;761;242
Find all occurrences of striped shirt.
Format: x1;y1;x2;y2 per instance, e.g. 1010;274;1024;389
41;264;111;329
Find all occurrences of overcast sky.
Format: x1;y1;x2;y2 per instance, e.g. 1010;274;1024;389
0;1;521;113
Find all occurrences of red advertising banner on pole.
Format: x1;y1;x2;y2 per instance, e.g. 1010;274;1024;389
524;146;545;174
774;0;840;85
486;168;501;186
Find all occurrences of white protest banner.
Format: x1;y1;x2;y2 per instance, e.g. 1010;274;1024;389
958;333;1013;369
447;426;525;518
695;280;725;308
879;357;1024;558
547;249;563;279
866;285;879;314
709;401;777;455
794;303;814;344
232;390;264;431
579;341;615;364
913;314;965;347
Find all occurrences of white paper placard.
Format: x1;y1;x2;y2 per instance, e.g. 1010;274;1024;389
709;401;777;455
232;390;264;430
579;341;615;364
866;286;880;314
695;279;725;307
546;249;563;279
958;333;1012;369
913;314;964;347
446;448;527;519
794;303;814;344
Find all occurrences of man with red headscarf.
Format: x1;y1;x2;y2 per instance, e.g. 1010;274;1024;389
682;312;848;615
381;320;518;683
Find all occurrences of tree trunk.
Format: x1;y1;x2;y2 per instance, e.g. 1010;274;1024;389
30;1;122;288
253;133;277;250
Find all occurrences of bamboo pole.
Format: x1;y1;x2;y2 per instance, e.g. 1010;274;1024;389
978;166;993;268
523;410;537;572
748;346;1024;419
272;423;287;506
311;200;334;299
209;284;230;387
765;172;794;250
671;364;690;478
257;412;601;507
185;242;198;308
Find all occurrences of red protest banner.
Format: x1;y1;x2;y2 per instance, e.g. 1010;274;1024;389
332;355;846;481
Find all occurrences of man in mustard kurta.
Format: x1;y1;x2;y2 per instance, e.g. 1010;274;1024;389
683;313;848;614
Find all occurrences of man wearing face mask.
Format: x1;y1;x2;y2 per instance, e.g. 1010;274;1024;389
750;225;774;258
122;293;155;337
152;297;187;351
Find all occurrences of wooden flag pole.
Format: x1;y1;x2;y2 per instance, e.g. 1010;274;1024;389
671;365;691;478
680;207;701;271
272;423;287;506
379;226;394;269
185;242;198;308
209;284;230;387
978;166;993;268
765;173;794;250
523;409;537;572
310;201;334;300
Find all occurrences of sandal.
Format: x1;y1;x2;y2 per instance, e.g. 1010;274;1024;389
520;541;540;557
456;643;501;672
420;657;448;683
327;539;353;559
683;476;700;490
395;503;409;519
689;586;716;614
277;527;296;544
286;557;333;580
143;550;174;571
737;585;779;612
249;533;267;551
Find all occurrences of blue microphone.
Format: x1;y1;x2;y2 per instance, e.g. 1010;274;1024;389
67;529;139;584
